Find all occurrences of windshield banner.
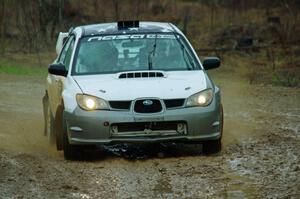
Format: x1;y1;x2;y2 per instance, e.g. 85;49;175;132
87;34;176;42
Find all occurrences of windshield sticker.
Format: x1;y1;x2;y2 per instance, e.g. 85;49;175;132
87;34;176;42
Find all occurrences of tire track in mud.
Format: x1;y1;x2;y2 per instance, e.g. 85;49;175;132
0;72;299;198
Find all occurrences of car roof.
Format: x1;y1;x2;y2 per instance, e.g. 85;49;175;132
77;21;179;37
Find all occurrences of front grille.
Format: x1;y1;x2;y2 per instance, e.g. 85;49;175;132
164;99;185;109
109;101;131;110
134;99;162;113
114;121;182;132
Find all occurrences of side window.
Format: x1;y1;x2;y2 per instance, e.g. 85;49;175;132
58;36;75;70
63;38;75;70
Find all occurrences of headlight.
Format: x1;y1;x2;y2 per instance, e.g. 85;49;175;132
76;94;109;111
186;89;213;107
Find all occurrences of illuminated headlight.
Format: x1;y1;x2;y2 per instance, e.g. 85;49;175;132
76;94;109;111
186;89;213;107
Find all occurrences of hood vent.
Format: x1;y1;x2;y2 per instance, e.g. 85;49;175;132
118;71;165;79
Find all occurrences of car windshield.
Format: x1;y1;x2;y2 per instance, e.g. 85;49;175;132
72;33;199;75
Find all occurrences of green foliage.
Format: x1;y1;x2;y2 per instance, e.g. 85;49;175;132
272;70;300;87
0;58;46;76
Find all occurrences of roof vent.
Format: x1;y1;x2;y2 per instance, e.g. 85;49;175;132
118;71;165;79
117;21;139;29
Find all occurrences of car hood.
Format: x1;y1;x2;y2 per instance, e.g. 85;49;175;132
72;70;208;100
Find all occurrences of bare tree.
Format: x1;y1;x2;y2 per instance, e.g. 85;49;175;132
282;0;298;45
183;6;190;35
38;0;66;43
58;0;64;27
135;0;141;19
209;0;217;31
113;0;119;21
0;0;5;54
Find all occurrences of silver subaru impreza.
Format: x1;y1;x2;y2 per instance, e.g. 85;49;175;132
43;21;223;160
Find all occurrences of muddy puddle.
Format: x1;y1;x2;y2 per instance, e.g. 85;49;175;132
0;72;299;198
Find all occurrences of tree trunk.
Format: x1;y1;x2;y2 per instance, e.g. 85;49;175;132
210;5;215;31
0;0;5;54
58;0;64;27
135;0;141;19
113;0;119;21
183;7;190;35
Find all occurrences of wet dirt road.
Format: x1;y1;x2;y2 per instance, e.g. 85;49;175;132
0;67;299;198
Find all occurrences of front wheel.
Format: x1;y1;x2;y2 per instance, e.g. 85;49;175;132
202;104;223;154
62;120;84;160
43;95;55;145
202;138;222;154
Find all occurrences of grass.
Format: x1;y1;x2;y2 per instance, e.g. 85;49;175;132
0;50;299;87
218;48;300;87
0;53;54;76
0;65;46;76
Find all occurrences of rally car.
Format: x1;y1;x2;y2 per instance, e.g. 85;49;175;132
43;21;223;160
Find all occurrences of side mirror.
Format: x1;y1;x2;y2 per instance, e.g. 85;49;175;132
48;63;68;76
202;57;220;70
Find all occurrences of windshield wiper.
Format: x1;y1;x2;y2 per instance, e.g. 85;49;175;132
169;29;195;70
148;34;157;70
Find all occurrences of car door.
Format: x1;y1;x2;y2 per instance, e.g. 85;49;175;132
48;35;75;117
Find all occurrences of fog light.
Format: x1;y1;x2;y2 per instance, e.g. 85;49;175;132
111;125;118;133
177;123;185;134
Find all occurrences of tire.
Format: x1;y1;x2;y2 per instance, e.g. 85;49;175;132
43;95;55;145
62;119;84;160
55;105;64;151
202;104;223;154
202;138;222;154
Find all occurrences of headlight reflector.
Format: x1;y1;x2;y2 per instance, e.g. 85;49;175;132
76;94;109;111
186;89;213;107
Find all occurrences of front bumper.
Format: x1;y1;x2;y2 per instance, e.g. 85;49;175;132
64;97;222;145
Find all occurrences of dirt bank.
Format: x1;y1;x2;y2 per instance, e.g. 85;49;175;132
0;67;299;198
